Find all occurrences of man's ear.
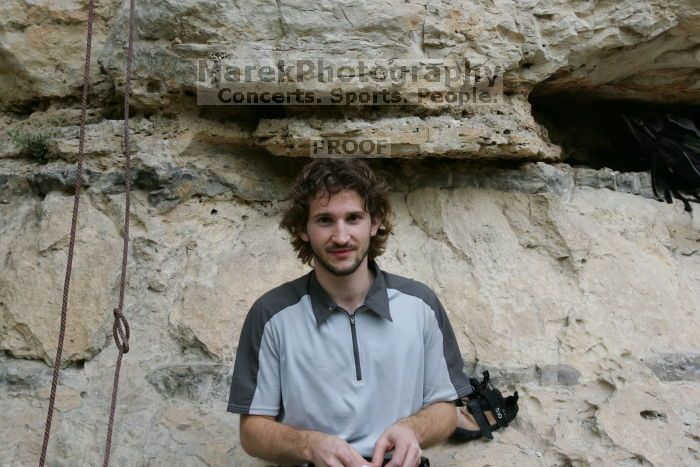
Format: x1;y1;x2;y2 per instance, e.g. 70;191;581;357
370;216;381;237
299;227;309;242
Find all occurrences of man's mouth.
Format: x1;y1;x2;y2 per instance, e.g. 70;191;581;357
328;247;354;257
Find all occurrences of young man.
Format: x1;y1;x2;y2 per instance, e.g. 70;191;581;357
227;159;489;467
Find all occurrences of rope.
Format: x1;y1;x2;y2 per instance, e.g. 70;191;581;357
102;0;136;463
39;0;96;464
39;0;136;465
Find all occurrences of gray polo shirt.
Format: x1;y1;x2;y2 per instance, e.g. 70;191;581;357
227;260;472;457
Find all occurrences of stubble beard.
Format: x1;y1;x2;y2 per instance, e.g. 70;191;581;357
312;242;370;277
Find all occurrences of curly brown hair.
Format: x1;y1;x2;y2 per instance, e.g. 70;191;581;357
280;159;394;265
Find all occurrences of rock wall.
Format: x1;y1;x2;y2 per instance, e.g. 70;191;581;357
1;1;699;466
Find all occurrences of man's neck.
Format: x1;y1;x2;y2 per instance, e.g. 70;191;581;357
314;258;375;314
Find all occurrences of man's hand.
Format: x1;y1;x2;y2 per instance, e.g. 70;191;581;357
307;431;373;467
370;422;422;467
240;415;371;466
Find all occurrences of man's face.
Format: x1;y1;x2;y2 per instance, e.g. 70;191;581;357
300;189;380;276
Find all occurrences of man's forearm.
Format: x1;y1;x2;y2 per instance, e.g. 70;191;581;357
240;414;318;465
396;401;457;448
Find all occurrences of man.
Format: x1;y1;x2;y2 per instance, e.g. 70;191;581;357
227;159;490;467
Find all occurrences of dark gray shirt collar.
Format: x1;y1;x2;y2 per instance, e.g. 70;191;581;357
308;260;393;326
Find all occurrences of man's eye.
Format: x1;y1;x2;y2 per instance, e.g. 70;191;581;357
348;215;360;222
317;217;331;224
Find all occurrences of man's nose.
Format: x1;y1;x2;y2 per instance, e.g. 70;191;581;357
331;221;350;244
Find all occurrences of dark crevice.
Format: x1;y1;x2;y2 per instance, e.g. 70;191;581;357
194;100;493;132
198;104;287;132
530;91;700;172
3;98;45;116
146;364;231;403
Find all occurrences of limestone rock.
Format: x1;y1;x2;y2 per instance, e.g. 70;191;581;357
45;120;140;163
0;0;121;110
166;202;308;362
1;1;700;465
146;364;231;403
643;352;700;382
253;100;561;160
0;168;697;465
595;382;700;466
0;192;123;364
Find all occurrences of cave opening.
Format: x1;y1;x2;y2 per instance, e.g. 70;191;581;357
529;91;700;173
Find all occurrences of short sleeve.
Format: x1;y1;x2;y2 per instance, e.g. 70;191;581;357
422;296;472;407
227;299;282;416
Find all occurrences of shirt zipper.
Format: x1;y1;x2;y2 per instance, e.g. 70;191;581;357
348;313;362;381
